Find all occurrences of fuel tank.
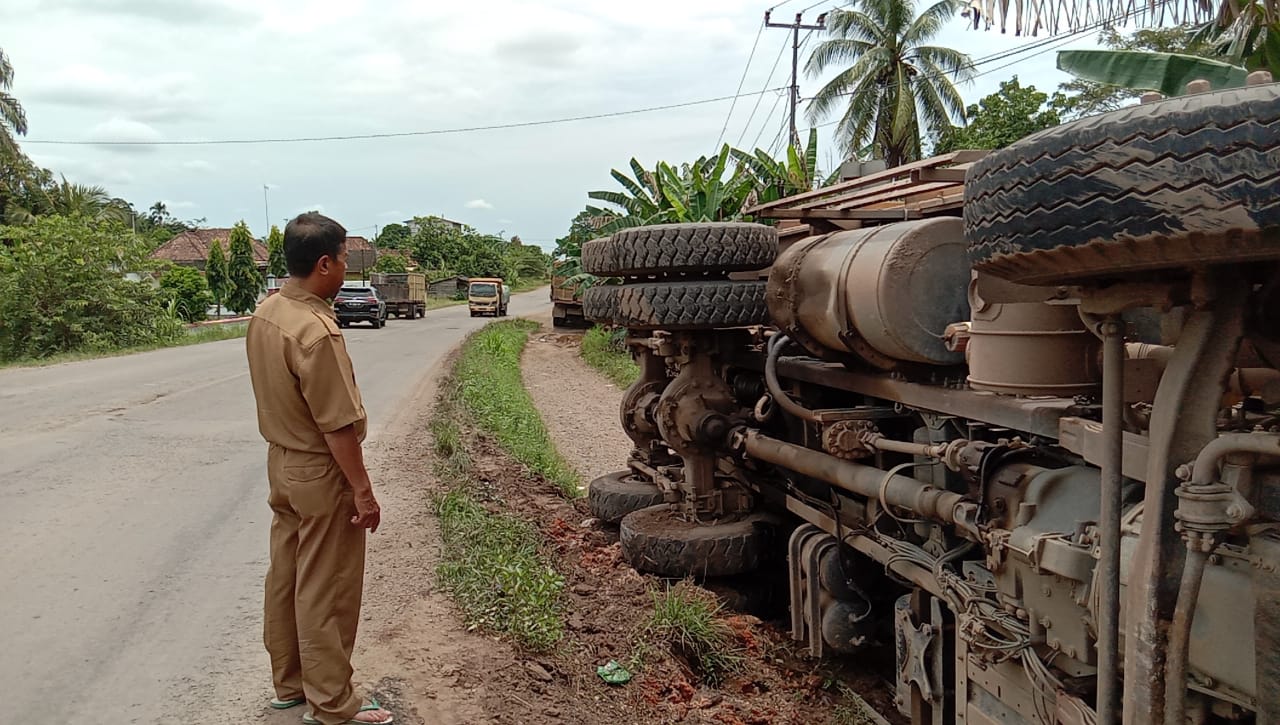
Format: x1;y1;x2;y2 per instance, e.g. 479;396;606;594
766;218;971;369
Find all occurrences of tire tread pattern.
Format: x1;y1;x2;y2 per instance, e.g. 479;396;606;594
582;223;777;276
619;505;775;578
964;84;1280;284
587;471;665;524
584;281;769;330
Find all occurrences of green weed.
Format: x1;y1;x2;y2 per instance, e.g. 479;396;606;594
432;486;565;651
0;322;248;369
646;581;745;684
454;319;579;497
580;325;639;388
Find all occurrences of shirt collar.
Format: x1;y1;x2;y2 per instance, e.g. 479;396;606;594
280;280;336;318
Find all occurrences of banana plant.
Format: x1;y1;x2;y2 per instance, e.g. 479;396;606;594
1056;49;1249;97
731;128;821;206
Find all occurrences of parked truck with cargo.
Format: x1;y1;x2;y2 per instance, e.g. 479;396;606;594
550;259;585;327
369;272;426;319
581;84;1280;725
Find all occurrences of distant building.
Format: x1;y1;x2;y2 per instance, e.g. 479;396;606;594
404;216;465;235
345;236;377;279
427;274;469;299
150;228;268;272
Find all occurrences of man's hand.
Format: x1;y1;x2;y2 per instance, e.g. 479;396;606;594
323;423;382;534
351;489;381;533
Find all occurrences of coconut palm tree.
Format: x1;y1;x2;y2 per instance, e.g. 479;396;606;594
806;0;973;167
39;175;131;223
0;48;28;160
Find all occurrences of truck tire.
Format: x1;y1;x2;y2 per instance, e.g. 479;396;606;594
583;280;769;330
580;236;612;276
581;223;778;276
588;471;665;524
965;84;1280;285
619;505;778;578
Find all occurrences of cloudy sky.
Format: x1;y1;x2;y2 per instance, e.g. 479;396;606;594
2;0;1104;250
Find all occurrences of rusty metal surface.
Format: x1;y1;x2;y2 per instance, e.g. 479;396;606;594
768;220;971;367
966;294;1100;396
772;357;1075;440
1123;276;1248;725
748;151;986;227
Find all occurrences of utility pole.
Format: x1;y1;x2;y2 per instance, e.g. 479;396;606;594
765;10;826;150
262;184;270;236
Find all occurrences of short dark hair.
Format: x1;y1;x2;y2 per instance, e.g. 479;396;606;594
284;212;347;277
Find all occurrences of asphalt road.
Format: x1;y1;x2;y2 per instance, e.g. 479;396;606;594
0;289;551;723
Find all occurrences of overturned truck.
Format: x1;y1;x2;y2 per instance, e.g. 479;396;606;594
582;84;1280;724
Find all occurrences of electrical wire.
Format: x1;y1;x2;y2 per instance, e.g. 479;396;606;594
750;91;786;150
26;86;790;147
716;19;767;150
736;33;793;147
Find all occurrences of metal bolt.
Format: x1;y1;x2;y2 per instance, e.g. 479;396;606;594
1140;92;1164;104
1227;504;1246;521
1175;464;1192;481
1185;79;1212;95
1247;70;1274;86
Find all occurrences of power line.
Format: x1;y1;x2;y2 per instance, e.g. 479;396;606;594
765;8;828;148
735;32;792;147
751;91;787;150
716;20;767;149
26;87;790;147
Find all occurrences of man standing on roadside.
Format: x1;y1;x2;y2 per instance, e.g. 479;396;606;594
245;212;394;725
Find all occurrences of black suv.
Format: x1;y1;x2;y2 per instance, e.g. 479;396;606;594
334;286;388;328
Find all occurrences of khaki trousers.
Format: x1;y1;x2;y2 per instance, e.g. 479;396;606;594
265;444;365;724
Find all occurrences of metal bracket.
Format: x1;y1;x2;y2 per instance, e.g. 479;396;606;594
898;608;938;702
788;524;839;657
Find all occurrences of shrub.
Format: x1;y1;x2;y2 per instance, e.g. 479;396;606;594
0;215;184;361
159;265;212;322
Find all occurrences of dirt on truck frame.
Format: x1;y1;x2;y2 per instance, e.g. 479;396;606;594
580;81;1280;725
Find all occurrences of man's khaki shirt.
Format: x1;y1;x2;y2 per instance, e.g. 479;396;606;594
246;282;366;453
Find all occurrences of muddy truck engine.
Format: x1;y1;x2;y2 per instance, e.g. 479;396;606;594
580;84;1280;724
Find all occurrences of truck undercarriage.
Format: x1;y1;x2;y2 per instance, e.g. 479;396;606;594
581;82;1280;724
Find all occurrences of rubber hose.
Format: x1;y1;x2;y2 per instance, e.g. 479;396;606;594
1164;546;1210;725
765;334;820;423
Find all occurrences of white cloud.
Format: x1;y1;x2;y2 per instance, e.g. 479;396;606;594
465;199;494;210
43;0;256;25
378;210;404;219
182;159;215;172
86;118;163;153
28;64;202;122
164;200;198;209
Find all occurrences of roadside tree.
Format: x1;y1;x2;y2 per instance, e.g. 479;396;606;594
206;238;230;317
159;265;213;322
225;221;264;315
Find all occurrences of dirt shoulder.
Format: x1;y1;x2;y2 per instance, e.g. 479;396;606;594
521;330;634;490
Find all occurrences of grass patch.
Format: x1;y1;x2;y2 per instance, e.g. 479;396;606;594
580;325;639;388
455;319;579;497
511;278;549;294
832;686;883;725
433;486;566;650
425;297;466;311
646;581;744;684
1;322;248;369
428;350;566;651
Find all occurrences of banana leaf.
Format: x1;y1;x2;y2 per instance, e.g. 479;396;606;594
1056;50;1248;97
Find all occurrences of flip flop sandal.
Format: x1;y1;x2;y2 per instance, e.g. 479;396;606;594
302;700;392;725
270;697;306;710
